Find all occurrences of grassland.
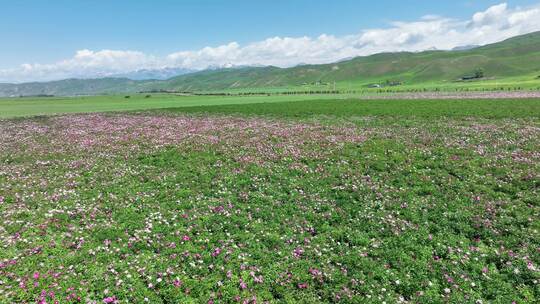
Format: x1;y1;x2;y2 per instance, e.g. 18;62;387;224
1;97;539;303
160;98;540;119
3;93;540;119
0;94;353;119
218;74;540;95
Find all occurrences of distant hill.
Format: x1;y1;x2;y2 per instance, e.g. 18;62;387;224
162;31;540;91
452;45;479;51
1;31;540;97
0;78;152;97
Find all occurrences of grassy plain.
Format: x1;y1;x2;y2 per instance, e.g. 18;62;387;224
3;94;540;119
1;97;539;303
216;74;540;95
161;98;540;119
0;94;354;119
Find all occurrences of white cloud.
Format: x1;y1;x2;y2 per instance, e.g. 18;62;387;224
2;2;540;83
0;50;160;83
470;3;509;27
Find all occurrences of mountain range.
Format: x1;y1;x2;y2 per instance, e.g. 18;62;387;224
1;31;540;97
110;67;195;80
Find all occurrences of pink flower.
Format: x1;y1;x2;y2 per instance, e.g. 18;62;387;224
33;272;40;280
250;271;264;284
293;247;304;258
173;279;182;287
212;247;222;257
239;279;247;290
182;235;191;241
298;282;308;289
103;296;117;303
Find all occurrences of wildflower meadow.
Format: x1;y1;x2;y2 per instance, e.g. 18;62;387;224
1;101;539;303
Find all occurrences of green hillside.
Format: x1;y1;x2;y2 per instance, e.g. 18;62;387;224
164;31;540;91
0;78;148;97
1;31;540;97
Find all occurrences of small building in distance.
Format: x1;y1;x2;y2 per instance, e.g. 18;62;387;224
385;80;403;86
461;75;479;81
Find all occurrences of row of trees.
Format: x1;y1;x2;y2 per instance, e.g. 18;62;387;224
194;86;538;96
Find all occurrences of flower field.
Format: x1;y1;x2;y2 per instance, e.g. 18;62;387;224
1;104;539;303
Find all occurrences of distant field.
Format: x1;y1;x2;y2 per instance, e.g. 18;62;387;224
219;74;540;95
0;94;353;118
3;93;540;119
161;98;540;119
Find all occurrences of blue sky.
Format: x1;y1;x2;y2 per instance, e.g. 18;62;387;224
1;0;540;82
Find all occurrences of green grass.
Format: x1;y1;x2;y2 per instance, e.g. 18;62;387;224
215;73;540;95
160;98;540;119
4;94;539;120
0;94;353;118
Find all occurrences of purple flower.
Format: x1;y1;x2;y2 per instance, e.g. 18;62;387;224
293;247;304;258
212;247;222;257
239;279;247;290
